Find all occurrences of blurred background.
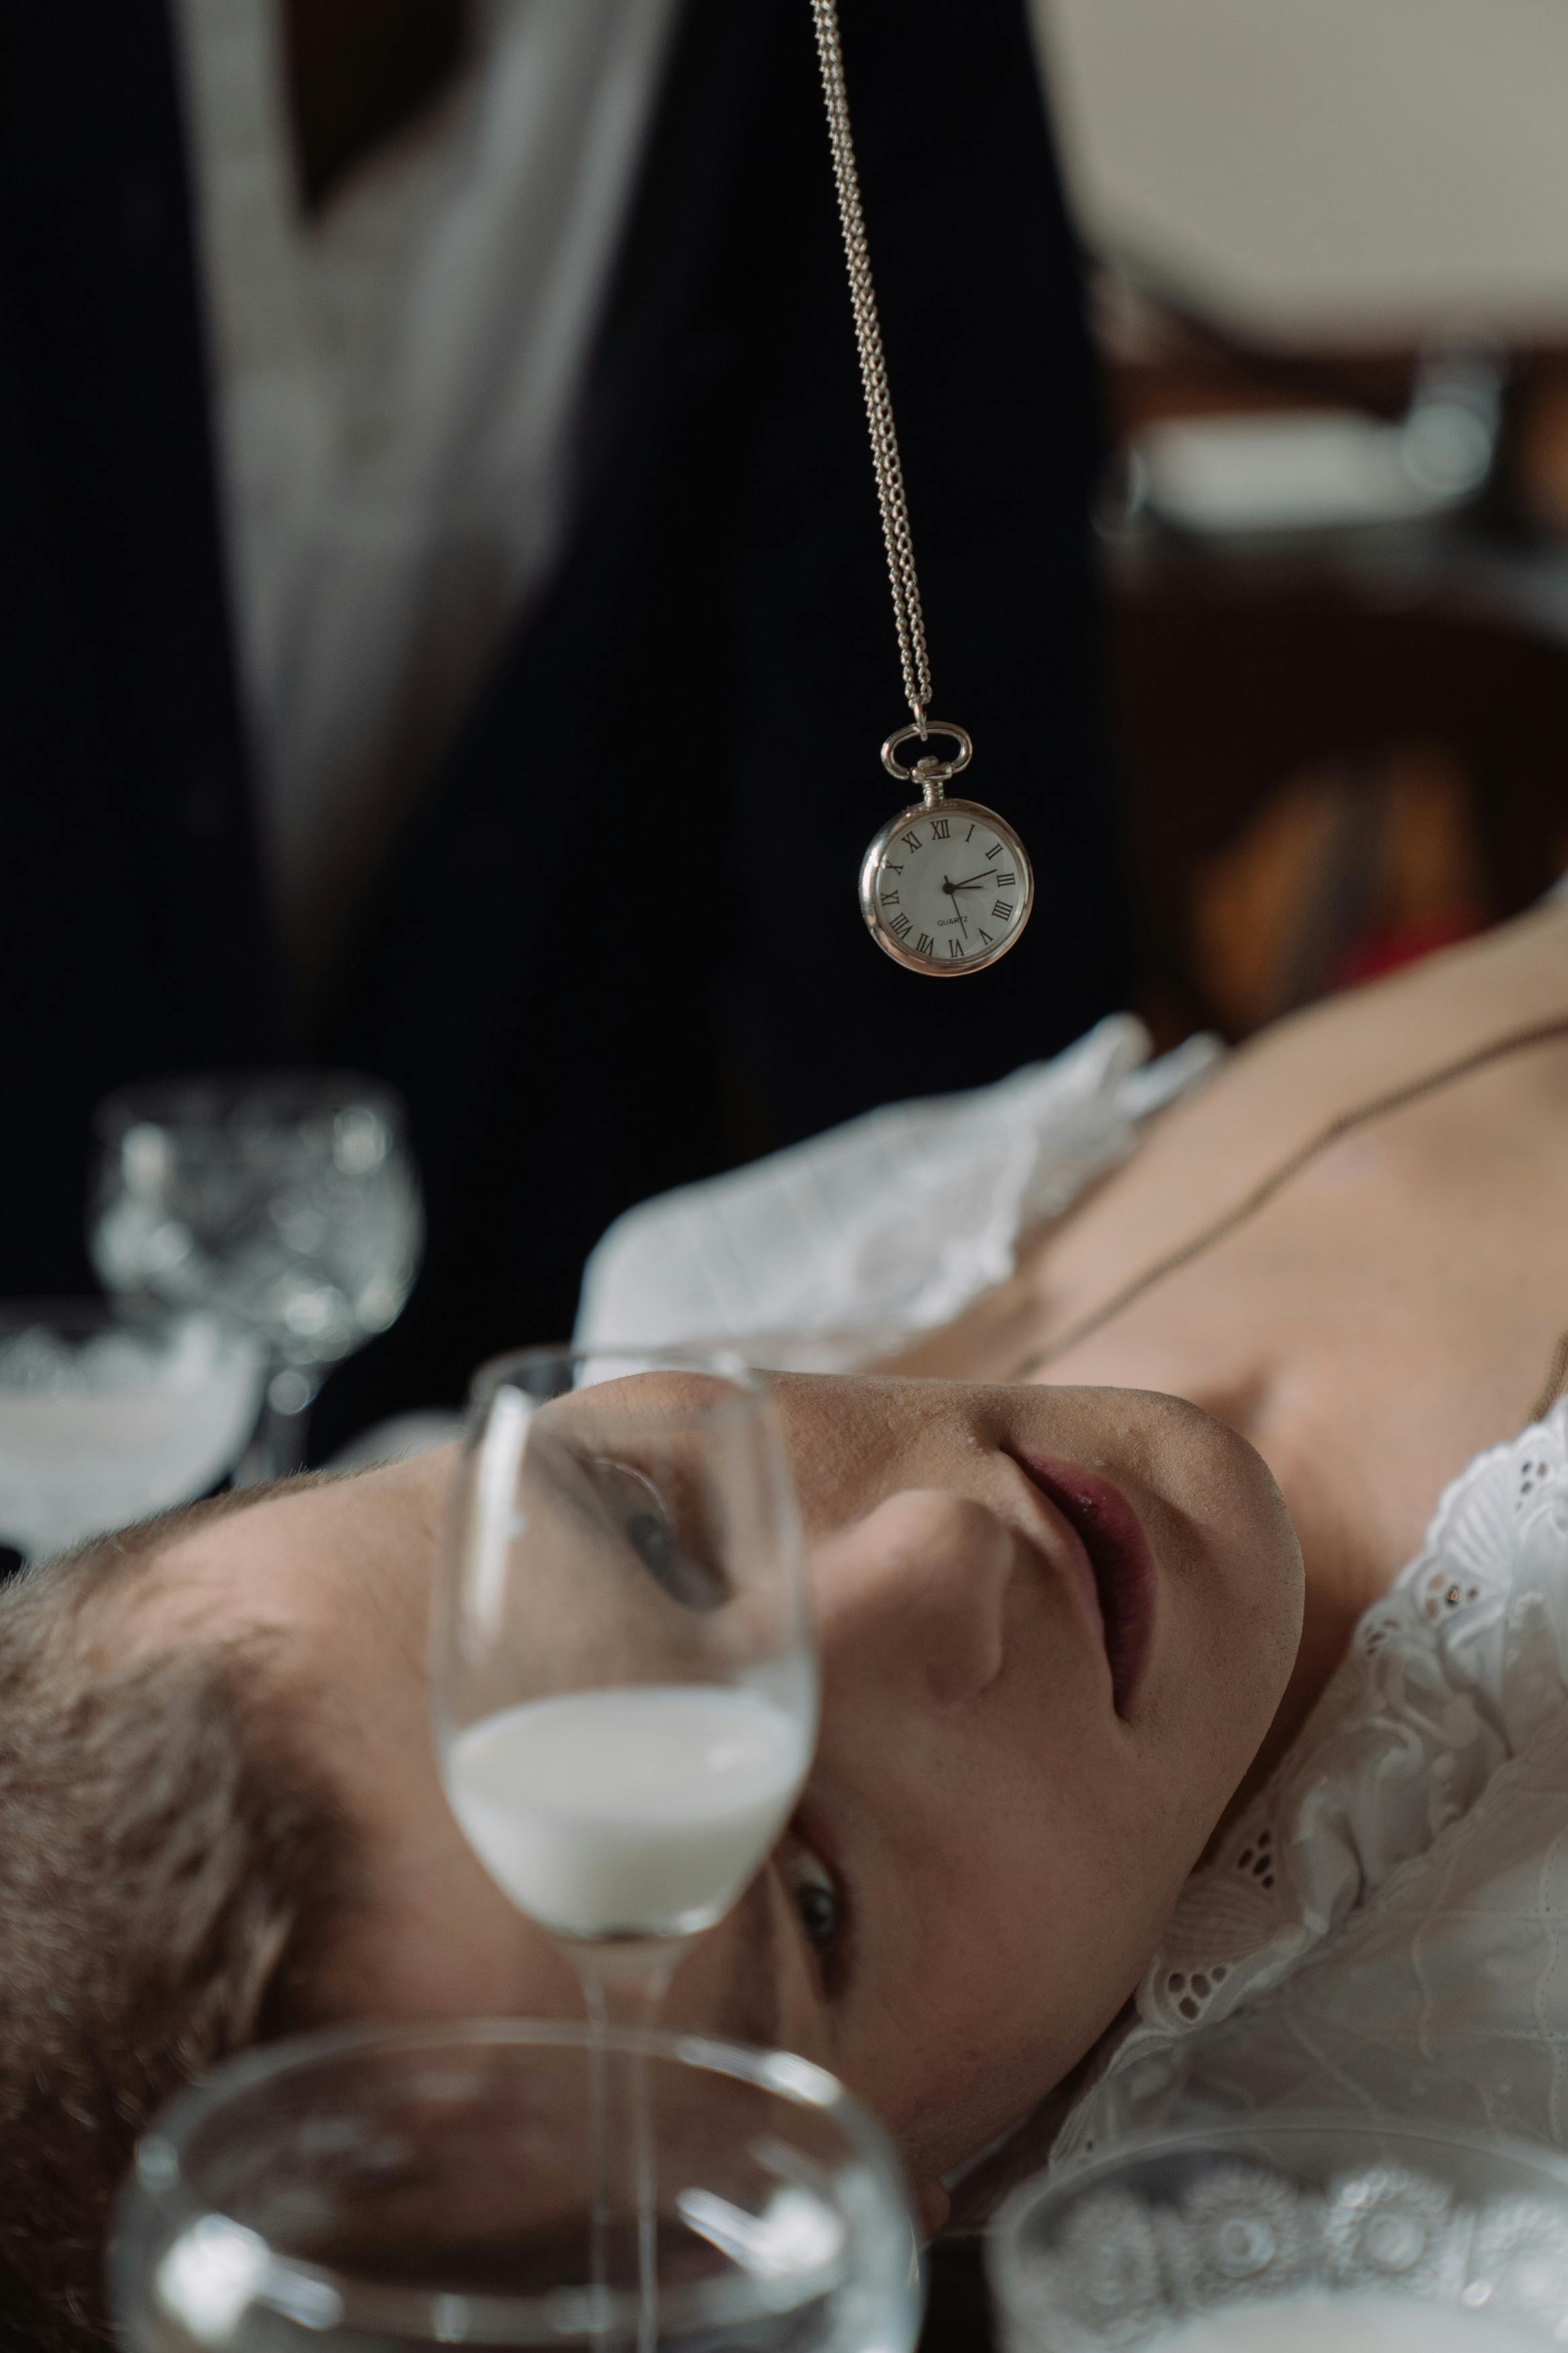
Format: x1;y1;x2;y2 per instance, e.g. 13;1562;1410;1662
1035;0;1568;1039
4;0;1567;1492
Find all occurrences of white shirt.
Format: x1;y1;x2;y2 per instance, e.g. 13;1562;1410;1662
578;1009;1568;2170
1060;1395;1568;2165
171;0;678;961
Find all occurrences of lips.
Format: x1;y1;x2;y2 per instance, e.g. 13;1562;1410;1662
1012;1453;1157;1716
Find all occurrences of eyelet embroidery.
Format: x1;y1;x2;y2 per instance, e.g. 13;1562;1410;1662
1052;1404;1568;2174
1163;1961;1232;2024
1231;1827;1277;1892
1421;1564;1483;1618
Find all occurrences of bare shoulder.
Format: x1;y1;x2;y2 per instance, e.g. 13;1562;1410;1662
1130;900;1567;1201
1020;902;1568;1328
880;905;1568;1382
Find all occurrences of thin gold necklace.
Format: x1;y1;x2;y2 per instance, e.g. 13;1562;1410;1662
809;0;1036;978
1009;1012;1568;1400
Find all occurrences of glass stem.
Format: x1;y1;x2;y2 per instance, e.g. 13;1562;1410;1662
580;1970;616;2346
575;1944;681;2353
242;1363;325;1485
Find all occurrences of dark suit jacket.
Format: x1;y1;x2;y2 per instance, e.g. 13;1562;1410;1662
1;0;1126;1443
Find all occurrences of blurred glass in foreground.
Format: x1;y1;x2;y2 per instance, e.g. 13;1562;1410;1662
990;2117;1568;2350
111;2020;921;2353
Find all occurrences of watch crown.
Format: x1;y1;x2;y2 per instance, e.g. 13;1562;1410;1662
913;755;948;809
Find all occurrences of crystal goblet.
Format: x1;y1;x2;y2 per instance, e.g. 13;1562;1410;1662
0;1301;263;1562
990;2116;1568;2352
91;1072;422;1480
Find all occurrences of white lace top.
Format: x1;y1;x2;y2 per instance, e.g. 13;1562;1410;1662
579;1004;1568;2167
1057;1396;1568;2165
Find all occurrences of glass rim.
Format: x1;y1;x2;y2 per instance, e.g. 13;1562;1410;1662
93;1070;409;1138
122;2016;906;2342
466;1343;774;1433
989;2108;1568;2310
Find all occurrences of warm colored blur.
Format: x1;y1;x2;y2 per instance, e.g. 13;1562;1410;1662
1034;0;1568;1043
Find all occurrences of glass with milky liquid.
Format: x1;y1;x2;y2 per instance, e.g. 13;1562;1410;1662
434;1347;817;2351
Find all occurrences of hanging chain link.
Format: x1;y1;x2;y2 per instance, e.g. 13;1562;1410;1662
810;0;934;731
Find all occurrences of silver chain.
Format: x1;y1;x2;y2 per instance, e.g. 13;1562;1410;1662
810;0;934;731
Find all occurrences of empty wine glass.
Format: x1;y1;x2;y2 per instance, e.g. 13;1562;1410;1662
0;1302;264;1562
434;1347;817;2350
91;1073;423;1480
111;2020;921;2353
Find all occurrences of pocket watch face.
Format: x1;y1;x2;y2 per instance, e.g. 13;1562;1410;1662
859;798;1033;974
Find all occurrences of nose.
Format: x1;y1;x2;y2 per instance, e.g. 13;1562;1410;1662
813;1490;1018;1706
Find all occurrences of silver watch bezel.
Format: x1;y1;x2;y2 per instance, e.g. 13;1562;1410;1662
858;797;1034;976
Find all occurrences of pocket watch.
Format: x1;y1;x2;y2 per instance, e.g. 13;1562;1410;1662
859;723;1034;976
812;0;1036;978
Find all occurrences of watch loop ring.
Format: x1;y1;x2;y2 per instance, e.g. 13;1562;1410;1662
880;720;973;784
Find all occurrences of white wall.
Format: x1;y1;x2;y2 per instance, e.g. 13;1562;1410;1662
1033;0;1568;345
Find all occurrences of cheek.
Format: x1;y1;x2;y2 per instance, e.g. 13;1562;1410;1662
874;1822;1168;2178
1140;1422;1305;1789
923;1773;1176;2069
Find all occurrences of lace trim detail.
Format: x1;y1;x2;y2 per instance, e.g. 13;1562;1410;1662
1054;1401;1568;2163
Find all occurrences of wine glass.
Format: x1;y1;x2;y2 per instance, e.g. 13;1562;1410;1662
91;1073;423;1480
434;1345;816;2013
989;2116;1568;2352
111;2020;921;2353
0;1302;264;1563
434;1346;816;2347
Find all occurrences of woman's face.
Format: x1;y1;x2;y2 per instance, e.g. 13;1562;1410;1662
153;1374;1303;2194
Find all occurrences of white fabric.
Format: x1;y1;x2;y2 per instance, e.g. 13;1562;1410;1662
1053;1400;1568;2165
171;0;678;946
576;1015;1223;1349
